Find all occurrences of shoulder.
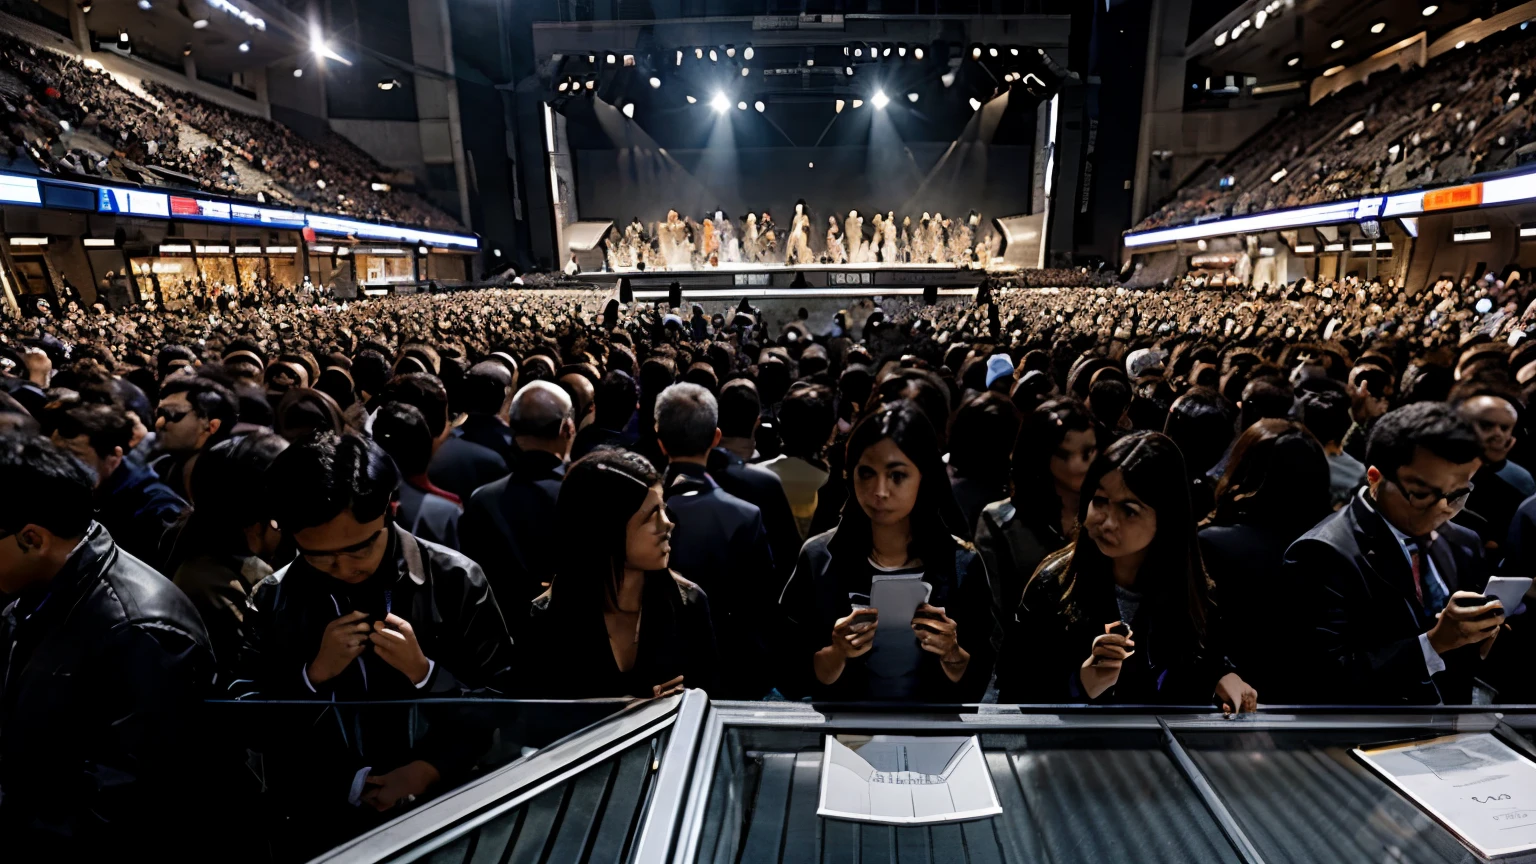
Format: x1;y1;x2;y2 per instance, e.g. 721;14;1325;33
981;499;1016;526
466;475;511;508
1021;547;1073;607
668;570;708;606
102;550;209;645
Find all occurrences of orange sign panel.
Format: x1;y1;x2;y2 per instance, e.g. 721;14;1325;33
1423;183;1484;211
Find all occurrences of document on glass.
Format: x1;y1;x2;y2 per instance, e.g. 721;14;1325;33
817;734;1001;825
1354;732;1536;858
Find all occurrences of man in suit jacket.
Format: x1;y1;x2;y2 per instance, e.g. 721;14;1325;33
656;383;777;699
455;361;518;463
1285;403;1504;705
460;382;572;618
383;373;510;501
707;380;801;581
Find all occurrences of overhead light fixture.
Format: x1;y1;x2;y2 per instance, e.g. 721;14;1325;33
238;41;250;52
883;47;892;57
1375;241;1393;251
941;71;956;87
337;246;351;256
808;162;814;168
710;93;729;113
851;98;864;108
736;100;747;110
196;244;230;254
622;54;634;66
1294;244;1316;253
741;67;749;77
192;17;207;28
1454;227;1492;242
971;45;981;59
1521;223;1536;238
807;59;814;67
557;79;569;92
694;48;702;59
1351;241;1374;252
584;78;594;90
83;238;116;247
9;237;48;246
898;45;907;57
648;76;660;88
988;47;998;57
158;244;192;253
726;46;736;58
606;53;617;64
1371;20;1387;34
835;99;845;113
744;46;754;60
1255;9;1268;28
293;68;303;77
1323;65;1344;77
1010;47;1020;56
1215;32;1228;47
1323;242;1345;252
235;246;263;255
79;1;92;12
907;92;919;103
418;246;429;255
709;49;718;62
1331;38;1344;49
914;47;924;60
1286;54;1300;67
754;100;765;112
1422;4;1438;15
119;30;130;43
969;97;982;111
845;66;853;76
676;50;683;66
137;0;151;9
622;103;634;118
686;94;697;104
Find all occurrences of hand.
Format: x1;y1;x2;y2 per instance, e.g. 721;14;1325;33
1079;622;1135;701
369;613;431;686
1427;592;1505;656
912;604;970;682
307;611;371;686
651;675;685;699
360;760;440;813
1214;673;1258;716
20;347;49;387
813;608;879;685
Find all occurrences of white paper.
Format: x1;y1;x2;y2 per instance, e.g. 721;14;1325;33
817;735;1002;825
1354;733;1536;858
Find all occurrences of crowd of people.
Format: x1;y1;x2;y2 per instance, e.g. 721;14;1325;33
0;33;455;231
1137;22;1536;230
598;205;994;271
7;266;1536;853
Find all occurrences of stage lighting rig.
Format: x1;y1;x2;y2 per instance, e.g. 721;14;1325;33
871;90;889;109
743;45;754;60
969;97;982;111
622;103;635;118
710;92;730;113
970;44;982;60
726;45;736;58
648;76;661;88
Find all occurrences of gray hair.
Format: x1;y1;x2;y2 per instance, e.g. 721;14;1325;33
654;382;718;457
509;380;572;438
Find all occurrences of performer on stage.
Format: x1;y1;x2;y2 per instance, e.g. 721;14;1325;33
760;211;778;262
915;213;931;263
826;215;846;265
786;201;813;266
883;211;898;264
900;216;913;263
846;210;865;263
702;217;719;264
928;213;947;264
743;213;760;263
716;211;740;263
870;213;885;263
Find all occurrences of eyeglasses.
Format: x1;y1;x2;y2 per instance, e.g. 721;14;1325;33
296;529;385;568
1386;476;1475;511
155;407;192;424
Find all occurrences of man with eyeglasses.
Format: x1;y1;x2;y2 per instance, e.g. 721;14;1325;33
1286;402;1504;705
248;432;515;849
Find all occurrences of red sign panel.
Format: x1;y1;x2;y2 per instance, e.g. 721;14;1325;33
169;196;201;216
1423;183;1484;211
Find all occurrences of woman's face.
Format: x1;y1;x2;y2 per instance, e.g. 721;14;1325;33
1050;428;1098;495
625;485;673;572
854;438;922;527
1084;469;1158;560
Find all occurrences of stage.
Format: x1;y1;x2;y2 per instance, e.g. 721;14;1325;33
576;261;988;299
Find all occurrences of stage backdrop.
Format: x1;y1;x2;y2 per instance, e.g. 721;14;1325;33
574;143;1036;234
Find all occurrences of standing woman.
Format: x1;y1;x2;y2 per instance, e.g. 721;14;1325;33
996;432;1257;711
525;449;719;698
975;398;1097;623
779;401;997;702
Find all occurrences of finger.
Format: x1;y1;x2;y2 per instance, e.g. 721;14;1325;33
340;610;370;622
384;612;411;632
364;776;385;788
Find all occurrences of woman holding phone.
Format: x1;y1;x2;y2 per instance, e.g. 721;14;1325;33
996;431;1258;711
778;401;997;702
524;448;719;698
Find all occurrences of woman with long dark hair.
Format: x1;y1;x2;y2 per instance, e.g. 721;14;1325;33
778;401;997;702
1199;419;1331;701
996;432;1257;710
976;397;1097;620
524;448;718;698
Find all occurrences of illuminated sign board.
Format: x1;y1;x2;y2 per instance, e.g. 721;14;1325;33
1423;183;1483;211
0;170;478;250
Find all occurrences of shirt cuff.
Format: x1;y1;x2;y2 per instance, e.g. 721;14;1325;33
413;658;436;689
1420;633;1448;675
302;663;318;693
348;767;372;807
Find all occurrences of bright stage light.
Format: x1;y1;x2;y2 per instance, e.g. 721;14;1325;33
737;101;747;110
1422;4;1438;15
686;94;697;103
754;100;765;112
971;46;981;59
941;71;956;87
676;50;683;66
709;49;718;62
741;67;749;76
137;0;151;9
852;99;864;108
606;53;617;64
695;48;703;59
914;47;924;60
872;90;889;109
845;66;854;76
622;103;635;118
238;41;250;52
968;97;982;111
726;46;736;58
710;93;730;113
192;18;207;28
907;92;919;102
835;99;845;113
988;47;998;57
293;68;303;77
649;76;661;88
744;46;754;60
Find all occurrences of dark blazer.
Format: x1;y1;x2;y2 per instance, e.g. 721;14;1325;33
0;524;214;858
570;422;636;462
1284;492;1490;705
1199;521;1308;702
96;457;187;573
457;413;517;462
996;548;1236;705
396;481;462;550
663;461;776;699
974;498;1068;626
779;528;997;703
707;446;802;580
459;449;565;610
428;433;509;501
524;570;719;698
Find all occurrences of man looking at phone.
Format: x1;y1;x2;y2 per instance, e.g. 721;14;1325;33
250;432;515;850
1286;403;1503;704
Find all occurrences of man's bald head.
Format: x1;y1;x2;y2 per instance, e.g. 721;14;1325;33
559;372;595;423
509;380;573;442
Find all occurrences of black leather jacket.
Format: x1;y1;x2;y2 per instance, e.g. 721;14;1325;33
0;523;214;857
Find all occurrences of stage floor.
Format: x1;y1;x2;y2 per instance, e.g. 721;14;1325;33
576;262;986;296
